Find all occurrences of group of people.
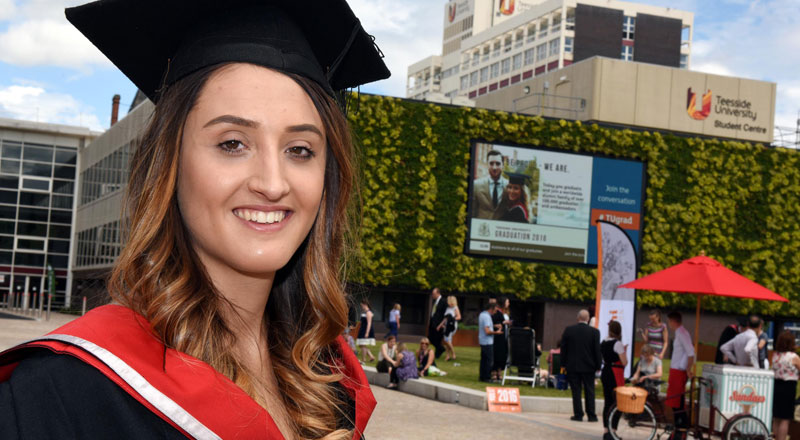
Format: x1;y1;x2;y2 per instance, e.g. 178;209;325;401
375;335;446;389
472;150;532;224
560;309;695;440
477;296;514;383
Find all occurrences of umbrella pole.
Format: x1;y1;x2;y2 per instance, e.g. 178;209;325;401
693;295;701;376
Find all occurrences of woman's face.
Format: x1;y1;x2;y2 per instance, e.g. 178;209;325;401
649;313;659;324
507;183;522;202
178;64;326;282
644;353;654;363
504;298;510;308
361;303;368;311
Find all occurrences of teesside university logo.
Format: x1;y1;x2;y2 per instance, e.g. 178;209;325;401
687;87;712;120
499;0;515;15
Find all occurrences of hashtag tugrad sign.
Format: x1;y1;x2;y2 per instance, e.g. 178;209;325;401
486;387;521;413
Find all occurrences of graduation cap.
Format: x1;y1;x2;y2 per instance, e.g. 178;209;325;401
65;0;391;102
505;172;532;186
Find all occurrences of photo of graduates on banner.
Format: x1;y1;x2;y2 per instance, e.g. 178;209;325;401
470;143;539;225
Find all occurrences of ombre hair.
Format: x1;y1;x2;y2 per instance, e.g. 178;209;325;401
108;63;356;440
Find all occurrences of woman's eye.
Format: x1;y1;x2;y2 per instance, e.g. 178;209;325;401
287;145;314;160
217;140;246;154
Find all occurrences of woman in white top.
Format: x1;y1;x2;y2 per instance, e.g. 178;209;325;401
437;295;461;361
376;335;398;374
771;331;800;440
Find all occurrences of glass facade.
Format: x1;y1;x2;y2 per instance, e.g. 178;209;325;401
80;143;132;206
0;139;77;307
75;219;122;268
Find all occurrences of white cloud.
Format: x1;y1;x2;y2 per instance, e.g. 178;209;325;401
0;19;110;70
349;0;444;97
691;62;734;77
0;83;103;131
0;0;17;21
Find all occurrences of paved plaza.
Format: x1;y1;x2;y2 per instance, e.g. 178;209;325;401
366;383;603;439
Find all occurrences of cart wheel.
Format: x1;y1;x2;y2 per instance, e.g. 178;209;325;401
722;414;770;440
609;404;657;440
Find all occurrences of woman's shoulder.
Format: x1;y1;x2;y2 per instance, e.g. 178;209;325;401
1;350;183;438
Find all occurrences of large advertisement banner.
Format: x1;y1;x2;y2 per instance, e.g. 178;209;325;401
595;220;637;377
466;141;645;265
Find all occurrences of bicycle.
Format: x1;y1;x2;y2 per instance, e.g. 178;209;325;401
607;377;771;440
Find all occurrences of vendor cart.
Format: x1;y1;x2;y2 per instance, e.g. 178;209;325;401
699;364;774;433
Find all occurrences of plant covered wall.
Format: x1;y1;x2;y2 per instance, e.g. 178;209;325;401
347;94;800;317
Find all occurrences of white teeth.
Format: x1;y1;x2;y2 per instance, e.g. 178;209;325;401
235;209;286;225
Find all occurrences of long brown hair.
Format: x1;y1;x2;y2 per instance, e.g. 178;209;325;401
108;63;356;439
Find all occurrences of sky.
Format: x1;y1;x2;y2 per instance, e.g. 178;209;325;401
0;0;798;134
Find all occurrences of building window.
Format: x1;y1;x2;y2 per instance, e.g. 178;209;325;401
564;37;574;53
490;62;500;78
501;57;510;74
80;144;131;206
480;66;489;83
552;13;562;30
524;48;535;65
566;8;576;30
621;45;634;61
527;25;536;43
623;16;635;40
512;53;522;70
460;75;469;90
469;71;478;87
549;38;560;56
515;30;524;48
472;51;480;66
536;43;547;61
504;36;512;52
538;19;548;38
680;54;688;69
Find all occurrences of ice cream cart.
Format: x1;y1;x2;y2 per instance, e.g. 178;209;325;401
699;364;773;434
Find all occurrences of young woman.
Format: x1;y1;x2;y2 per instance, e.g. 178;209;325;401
386;303;401;339
772;331;800;440
387;343;418;389
0;1;389;439
640;309;669;359
357;301;376;362
492;296;512;380
376;335;398;374
630;344;663;388
416;337;437;376
438;295;461;361
498;174;529;223
601;320;628;440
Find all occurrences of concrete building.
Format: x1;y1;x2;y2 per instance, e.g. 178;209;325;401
407;0;693;102
71;99;154;307
476;56;776;144
0;118;99;309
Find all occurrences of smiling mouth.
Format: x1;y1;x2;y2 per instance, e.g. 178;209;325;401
233;209;287;224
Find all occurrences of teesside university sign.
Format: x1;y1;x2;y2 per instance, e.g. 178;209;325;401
687;88;768;135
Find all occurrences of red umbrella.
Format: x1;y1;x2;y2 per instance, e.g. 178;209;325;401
620;254;788;371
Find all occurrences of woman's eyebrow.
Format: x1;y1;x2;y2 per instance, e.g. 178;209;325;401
287;124;323;137
203;114;259;128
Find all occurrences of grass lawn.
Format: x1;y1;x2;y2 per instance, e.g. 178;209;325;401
360;344;711;398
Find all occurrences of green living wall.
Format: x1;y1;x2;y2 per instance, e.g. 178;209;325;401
347;94;800;317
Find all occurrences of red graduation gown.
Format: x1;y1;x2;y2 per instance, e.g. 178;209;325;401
0;305;376;439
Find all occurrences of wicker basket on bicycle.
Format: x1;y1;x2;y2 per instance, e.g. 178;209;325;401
614;386;648;414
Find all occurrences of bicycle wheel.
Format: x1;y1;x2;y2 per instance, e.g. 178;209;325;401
722;414;770;440
608;404;657;440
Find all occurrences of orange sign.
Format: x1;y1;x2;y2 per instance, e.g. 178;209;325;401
687;87;712;120
448;3;456;23
486;387;521;412
591;209;641;230
498;0;515;15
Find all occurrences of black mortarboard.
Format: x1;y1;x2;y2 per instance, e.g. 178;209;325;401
505;172;531;186
65;0;390;102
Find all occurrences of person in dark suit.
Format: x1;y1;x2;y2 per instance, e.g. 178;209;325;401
561;309;602;422
428;288;448;358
